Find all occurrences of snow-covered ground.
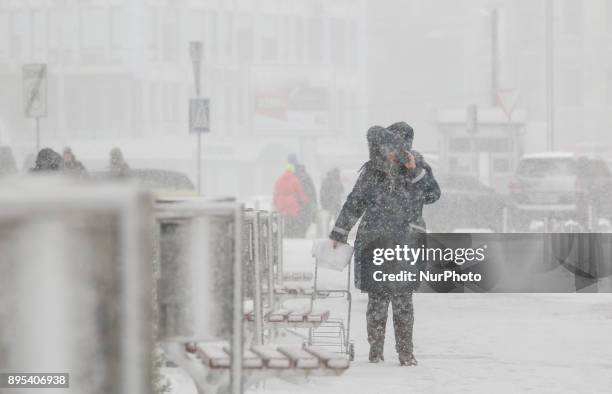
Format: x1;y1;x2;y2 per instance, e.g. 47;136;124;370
167;239;612;394
255;292;612;394
266;239;612;393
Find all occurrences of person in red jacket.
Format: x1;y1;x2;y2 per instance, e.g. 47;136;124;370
273;163;308;237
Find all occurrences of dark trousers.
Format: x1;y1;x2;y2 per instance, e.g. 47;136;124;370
283;212;310;238
366;288;414;356
283;214;302;238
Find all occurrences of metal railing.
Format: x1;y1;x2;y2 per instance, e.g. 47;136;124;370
0;178;153;394
155;197;243;394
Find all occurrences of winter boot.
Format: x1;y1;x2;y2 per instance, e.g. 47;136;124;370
398;353;418;366
368;346;385;363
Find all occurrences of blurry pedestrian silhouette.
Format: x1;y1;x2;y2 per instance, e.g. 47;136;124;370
288;154;317;237
22;153;35;173
62;147;87;177
31;148;62;172
0;146;17;177
320;167;344;219
109;147;131;178
273;163;308;238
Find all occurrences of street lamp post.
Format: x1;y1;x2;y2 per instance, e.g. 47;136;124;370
475;8;500;107
22;63;47;154
190;41;204;193
490;8;499;107
545;0;555;151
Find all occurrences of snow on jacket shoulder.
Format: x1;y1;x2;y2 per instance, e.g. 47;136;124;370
329;157;441;291
330;155;440;243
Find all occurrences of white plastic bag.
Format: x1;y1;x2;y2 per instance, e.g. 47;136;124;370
311;239;353;271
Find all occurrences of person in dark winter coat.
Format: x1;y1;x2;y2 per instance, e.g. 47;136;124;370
62;147;87;177
329;124;440;366
109;147;131;178
320;167;344;218
273;163;308;237
288;154;317;237
31;148;63;172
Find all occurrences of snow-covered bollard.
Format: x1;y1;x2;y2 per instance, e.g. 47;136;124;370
0;177;153;394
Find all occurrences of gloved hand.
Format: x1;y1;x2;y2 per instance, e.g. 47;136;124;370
398;150;416;170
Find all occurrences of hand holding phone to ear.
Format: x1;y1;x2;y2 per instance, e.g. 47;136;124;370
403;151;416;170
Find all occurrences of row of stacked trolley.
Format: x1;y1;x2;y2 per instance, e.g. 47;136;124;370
0;179;350;394
155;197;352;394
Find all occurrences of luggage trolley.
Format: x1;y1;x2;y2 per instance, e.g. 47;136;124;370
306;244;354;361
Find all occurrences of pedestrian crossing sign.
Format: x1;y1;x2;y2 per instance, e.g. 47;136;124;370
22;64;47;118
189;98;210;133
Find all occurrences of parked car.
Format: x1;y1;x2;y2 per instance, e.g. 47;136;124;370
90;169;197;197
509;152;612;229
423;172;505;232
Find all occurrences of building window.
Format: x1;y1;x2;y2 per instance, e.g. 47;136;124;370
330;18;347;66
562;68;583;106
607;68;612;105
207;11;218;60
65;76;106;136
607;1;612;35
294;17;305;63
260;15;278;62
307;17;323;64
144;7;159;52
449;138;471;153
130;80;143;132
107;77;129;134
161;83;178;122
449;156;472;173
110;7;125;49
0;12;9;59
474;138;512;153
32;10;45;51
187;11;206;43
161;8;178;63
80;7;106;64
450;138;512;153
279;15;290;63
519;4;541;46
223;12;234;61
80;7;105;49
10;11;28;58
493;158;511;173
235;14;252;63
562;0;583;37
47;10;60;53
349;20;360;66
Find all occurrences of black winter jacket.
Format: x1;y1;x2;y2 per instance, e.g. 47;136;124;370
329;153;440;292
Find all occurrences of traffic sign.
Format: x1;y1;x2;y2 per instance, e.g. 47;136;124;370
189;98;210;133
497;88;520;120
22;64;47;118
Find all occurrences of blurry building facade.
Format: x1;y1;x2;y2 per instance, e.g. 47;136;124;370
367;0;612;191
0;0;366;198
